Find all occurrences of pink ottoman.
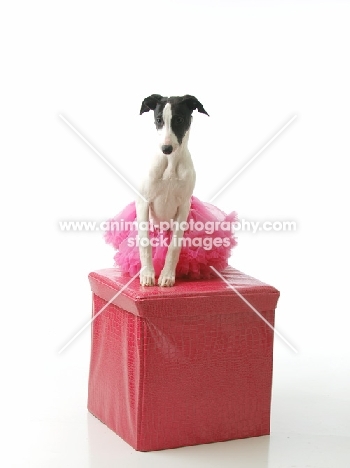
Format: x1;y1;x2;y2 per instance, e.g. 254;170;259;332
87;267;279;451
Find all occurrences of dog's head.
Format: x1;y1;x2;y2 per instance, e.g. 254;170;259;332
140;94;209;155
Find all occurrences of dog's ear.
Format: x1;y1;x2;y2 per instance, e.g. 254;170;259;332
180;95;209;116
140;94;163;114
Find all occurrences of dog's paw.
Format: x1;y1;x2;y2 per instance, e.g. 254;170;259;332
158;269;176;287
140;267;155;286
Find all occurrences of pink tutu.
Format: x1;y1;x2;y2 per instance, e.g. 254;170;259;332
104;196;238;279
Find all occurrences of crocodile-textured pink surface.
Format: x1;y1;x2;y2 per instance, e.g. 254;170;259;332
87;267;280;451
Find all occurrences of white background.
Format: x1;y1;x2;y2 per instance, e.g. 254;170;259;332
1;0;350;466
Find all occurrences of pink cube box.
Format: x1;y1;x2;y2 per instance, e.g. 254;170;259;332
87;267;279;451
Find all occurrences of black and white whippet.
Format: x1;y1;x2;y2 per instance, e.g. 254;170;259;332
138;94;209;287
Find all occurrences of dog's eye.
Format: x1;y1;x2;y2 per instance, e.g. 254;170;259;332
155;117;162;124
173;116;184;125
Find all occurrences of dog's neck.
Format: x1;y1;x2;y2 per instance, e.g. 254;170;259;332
149;130;191;182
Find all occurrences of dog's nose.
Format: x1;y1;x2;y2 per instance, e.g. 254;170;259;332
162;145;173;155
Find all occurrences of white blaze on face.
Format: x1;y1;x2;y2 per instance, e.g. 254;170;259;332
158;103;178;150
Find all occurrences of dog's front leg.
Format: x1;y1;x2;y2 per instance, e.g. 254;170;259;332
158;201;190;287
136;200;155;286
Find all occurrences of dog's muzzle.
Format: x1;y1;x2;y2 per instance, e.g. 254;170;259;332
162;145;173;155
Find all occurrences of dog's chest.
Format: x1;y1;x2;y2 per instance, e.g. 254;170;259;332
148;178;189;222
146;159;195;223
149;158;194;195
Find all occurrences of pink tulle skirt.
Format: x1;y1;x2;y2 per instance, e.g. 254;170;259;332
104;196;238;279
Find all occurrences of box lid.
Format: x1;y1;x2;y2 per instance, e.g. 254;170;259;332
88;267;280;318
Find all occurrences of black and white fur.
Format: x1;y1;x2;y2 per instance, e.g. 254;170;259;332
138;94;209;287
